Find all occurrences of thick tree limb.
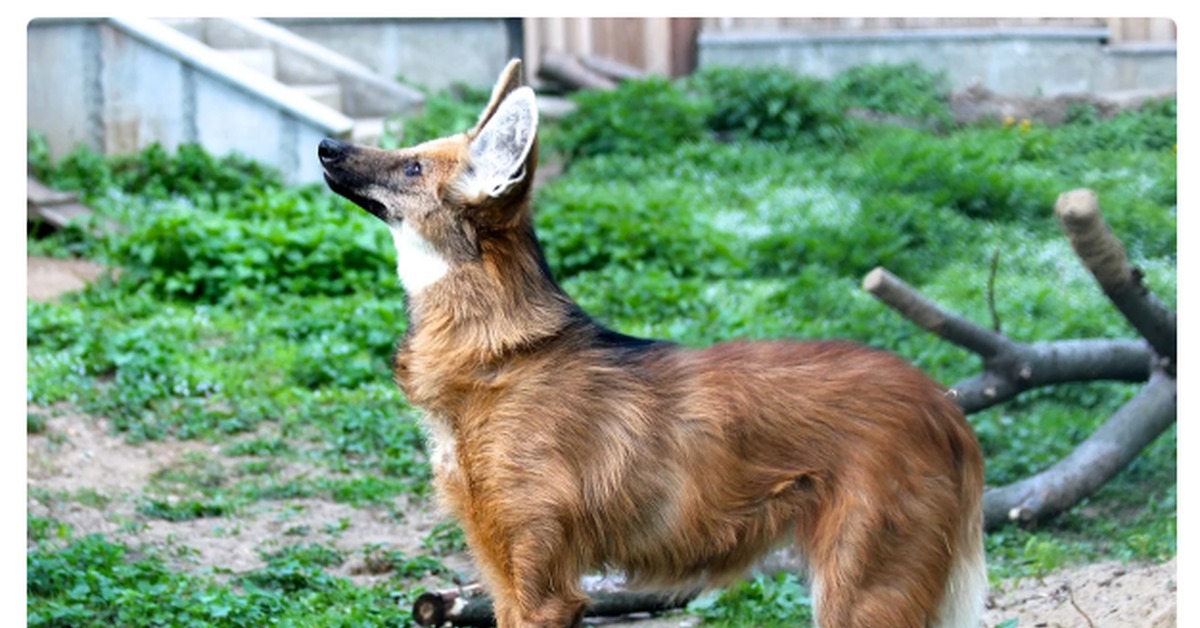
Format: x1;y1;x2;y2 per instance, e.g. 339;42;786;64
982;371;1176;528
537;49;617;91
577;54;647;82
864;187;1176;530
412;582;695;627
863;267;1151;413
947;339;1150;413
1055;189;1177;368
863;267;1009;358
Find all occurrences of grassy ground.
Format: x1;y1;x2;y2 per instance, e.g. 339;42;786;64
26;64;1175;626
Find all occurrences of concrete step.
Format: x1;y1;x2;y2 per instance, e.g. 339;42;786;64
220;48;276;78
28;176;120;234
351;117;393;146
157;17;205;40
292;83;342;111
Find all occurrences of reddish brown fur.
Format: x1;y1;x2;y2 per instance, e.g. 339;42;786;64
320;60;985;628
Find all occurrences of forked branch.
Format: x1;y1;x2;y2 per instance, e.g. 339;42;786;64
864;188;1176;529
1055;189;1176;371
982;371;1176;527
863;268;1151;414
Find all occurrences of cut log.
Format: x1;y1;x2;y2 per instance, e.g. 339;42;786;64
412;582;695;627
982;371;1176;528
537;49;617;91
1055;189;1176;369
577;54;647;82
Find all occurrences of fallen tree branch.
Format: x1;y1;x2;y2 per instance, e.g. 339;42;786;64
863;267;1008;358
863;268;1151;413
577;53;647;83
412;582;695;627
948;339;1150;414
864;187;1176;530
865;264;1170;526
982;371;1176;528
1056;189;1176;370
537;49;617;91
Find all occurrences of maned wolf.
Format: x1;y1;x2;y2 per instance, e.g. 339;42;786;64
319;59;986;628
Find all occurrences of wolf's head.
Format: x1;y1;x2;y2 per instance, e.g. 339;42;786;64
319;59;539;295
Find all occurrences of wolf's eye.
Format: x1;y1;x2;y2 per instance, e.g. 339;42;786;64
403;161;422;178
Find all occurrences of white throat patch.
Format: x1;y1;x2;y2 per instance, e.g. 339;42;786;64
389;222;450;295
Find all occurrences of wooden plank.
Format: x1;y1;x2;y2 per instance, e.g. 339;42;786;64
522;18;541;84
28;175;120;233
669;17;699;76
27;177;77;206
609;18;646;69
644;17;672;75
570;17;591;56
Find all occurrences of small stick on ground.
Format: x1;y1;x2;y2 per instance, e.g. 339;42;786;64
1066;583;1097;628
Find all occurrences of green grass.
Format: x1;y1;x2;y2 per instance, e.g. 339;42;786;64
27;532;419;627
27;63;1175;626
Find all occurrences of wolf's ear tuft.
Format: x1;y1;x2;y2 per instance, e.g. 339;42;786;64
459;86;538;201
471;59;524;136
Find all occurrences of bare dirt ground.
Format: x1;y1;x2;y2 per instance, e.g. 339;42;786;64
26;405;1177;627
27;256;107;303
26;257;1177;626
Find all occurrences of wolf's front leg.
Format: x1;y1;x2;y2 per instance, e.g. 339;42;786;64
474;523;589;628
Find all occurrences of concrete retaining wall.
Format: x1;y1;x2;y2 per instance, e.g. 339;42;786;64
269;18;516;91
28;17;354;184
698;28;1176;97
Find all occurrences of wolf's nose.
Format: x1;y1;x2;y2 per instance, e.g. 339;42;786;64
318;138;347;164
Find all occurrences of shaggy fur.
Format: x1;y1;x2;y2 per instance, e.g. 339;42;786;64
319;59;986;628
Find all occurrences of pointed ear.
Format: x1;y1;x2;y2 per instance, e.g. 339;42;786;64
471;59;524;136
460;86;538;200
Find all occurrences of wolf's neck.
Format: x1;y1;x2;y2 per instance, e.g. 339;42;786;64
404;216;579;360
390;222;451;296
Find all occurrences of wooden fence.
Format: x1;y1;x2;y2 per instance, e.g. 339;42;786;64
521;17;1176;79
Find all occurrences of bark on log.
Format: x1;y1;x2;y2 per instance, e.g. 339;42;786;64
948;339;1150;414
1055;189;1177;369
863;267;1152;413
982;371;1176;528
864;188;1176;529
537;49;617;91
412;584;695;627
577;54;647;82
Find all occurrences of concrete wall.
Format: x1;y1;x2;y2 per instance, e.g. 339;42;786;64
270;18;515;91
698;28;1176;97
28;18;353;184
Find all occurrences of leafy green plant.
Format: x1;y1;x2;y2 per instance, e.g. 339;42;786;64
1059;96;1177;153
385;83;493;147
422;521;468;556
689;65;852;146
847;125;1060;220
688;571;814;626
827;62;953;128
554;77;709;161
28;411;48;434
261;542;345;569
31;140;276;211
113;187;395;302
137;496;238;522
